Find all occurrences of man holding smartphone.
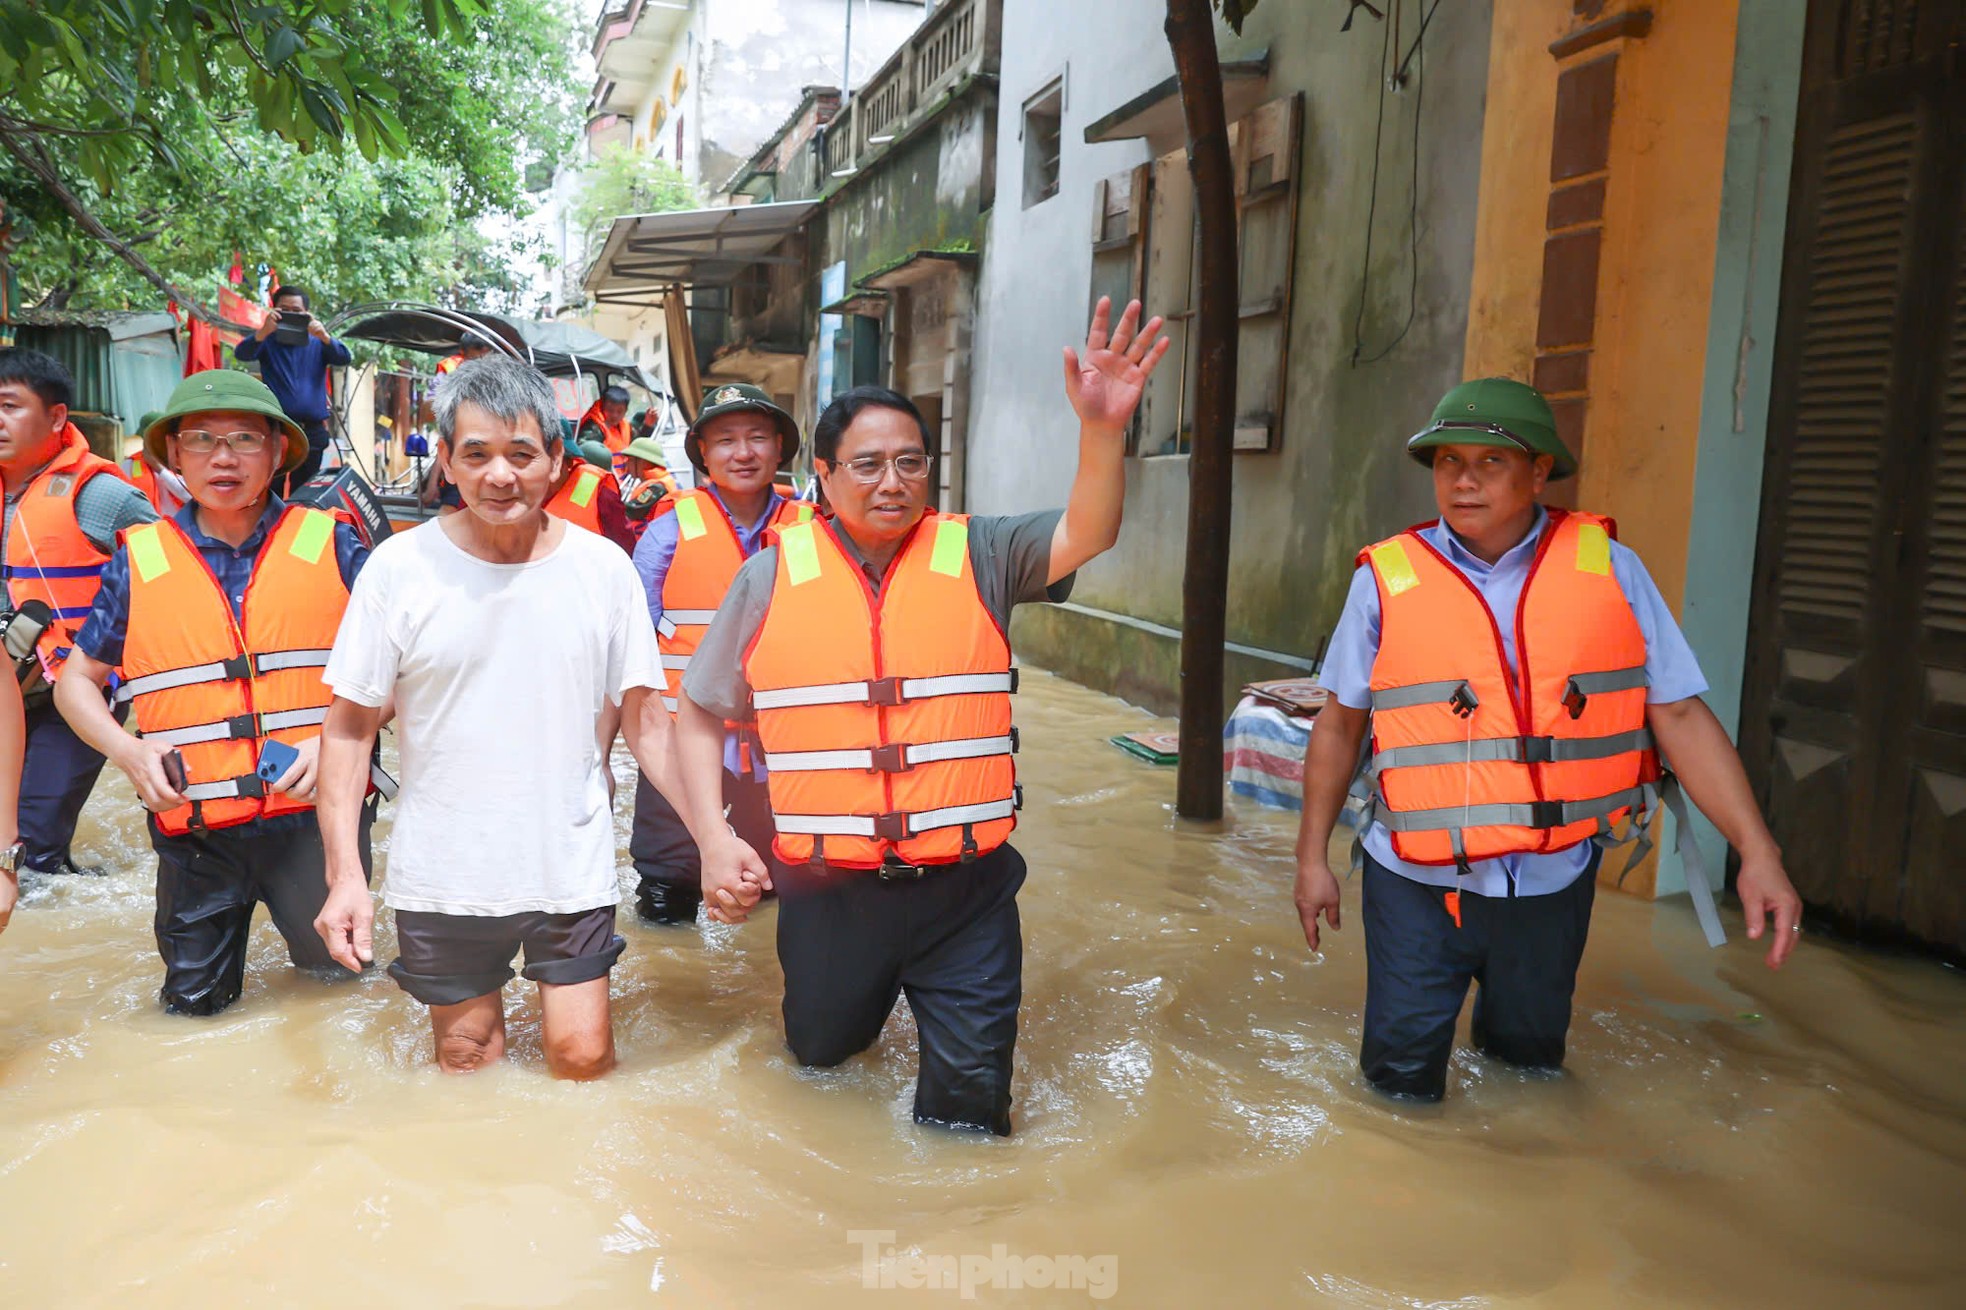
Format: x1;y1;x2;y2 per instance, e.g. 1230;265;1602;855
55;370;376;1015
232;284;351;492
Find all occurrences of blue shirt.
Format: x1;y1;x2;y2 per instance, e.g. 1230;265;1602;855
631;484;789;779
1320;508;1708;897
232;332;352;423
75;498;370;669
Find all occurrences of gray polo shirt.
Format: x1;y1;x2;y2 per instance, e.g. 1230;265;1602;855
682;509;1072;719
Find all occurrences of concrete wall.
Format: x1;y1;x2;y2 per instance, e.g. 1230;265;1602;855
815;89;995;283
967;0;1492;713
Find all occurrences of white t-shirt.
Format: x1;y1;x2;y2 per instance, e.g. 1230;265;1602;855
325;520;661;915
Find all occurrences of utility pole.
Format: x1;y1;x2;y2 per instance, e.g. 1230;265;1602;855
1165;0;1240;820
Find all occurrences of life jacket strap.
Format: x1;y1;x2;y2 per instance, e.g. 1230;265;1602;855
763;732;1017;774
656;608;718;639
1378;785;1651;835
115;647;332;704
660;694;680;714
1369;727;1653;772
182;773;267;802
141;705;329;746
772;795;1017;840
752;669;1018;711
659;653;692;671
1563;664;1649;719
1369;679;1473;711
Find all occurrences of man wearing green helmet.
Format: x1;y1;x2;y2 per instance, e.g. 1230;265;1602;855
54;369;378;1015
1290;377;1803;1103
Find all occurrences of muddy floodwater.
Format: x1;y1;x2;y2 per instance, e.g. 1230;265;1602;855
1;669;1963;1307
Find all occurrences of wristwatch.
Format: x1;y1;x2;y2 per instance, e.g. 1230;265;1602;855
0;841;23;876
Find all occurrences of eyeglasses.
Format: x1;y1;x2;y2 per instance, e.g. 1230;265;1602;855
176;429;274;455
832;453;931;484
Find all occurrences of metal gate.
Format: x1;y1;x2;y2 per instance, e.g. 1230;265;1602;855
1742;0;1966;955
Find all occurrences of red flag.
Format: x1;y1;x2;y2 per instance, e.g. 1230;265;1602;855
227;252;244;286
266;266;280;303
184;317;223;376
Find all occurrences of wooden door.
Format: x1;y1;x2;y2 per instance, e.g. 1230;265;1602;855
1743;0;1966;953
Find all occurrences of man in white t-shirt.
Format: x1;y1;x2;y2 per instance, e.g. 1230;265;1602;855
312;356;753;1079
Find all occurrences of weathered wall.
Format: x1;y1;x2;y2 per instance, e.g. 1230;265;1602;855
702;0;926;191
967;0;1492;712
814;88;995;284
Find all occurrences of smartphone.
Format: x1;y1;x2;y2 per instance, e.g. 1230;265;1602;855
161;749;187;794
256;739;300;784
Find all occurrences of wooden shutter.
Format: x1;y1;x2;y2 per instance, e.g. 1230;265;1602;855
1231;93;1303;452
1088;166;1150;452
1137;147;1197;456
1741;0;1966;951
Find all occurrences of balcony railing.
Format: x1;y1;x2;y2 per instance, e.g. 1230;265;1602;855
830;0;1000;177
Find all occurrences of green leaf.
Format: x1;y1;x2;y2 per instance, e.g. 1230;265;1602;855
267;25;303;71
300;84;343;137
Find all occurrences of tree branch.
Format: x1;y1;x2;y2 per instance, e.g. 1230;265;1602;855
0;125;226;327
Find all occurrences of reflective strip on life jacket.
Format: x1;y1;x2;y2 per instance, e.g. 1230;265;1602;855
751;671;1017;711
115;648;333;703
770;796;1019;840
763;731;1017;773
656;608;717;639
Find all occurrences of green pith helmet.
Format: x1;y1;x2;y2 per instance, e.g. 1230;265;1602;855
686;382;800;471
1406;378;1576;480
143;370;310;474
622;436;668;466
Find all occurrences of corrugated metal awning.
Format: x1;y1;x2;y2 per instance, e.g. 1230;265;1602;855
584;201;821;304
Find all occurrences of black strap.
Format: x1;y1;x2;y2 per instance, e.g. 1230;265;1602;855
808;833;825;868
960;823;978;864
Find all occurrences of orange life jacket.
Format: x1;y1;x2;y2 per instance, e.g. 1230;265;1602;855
622;458;679;497
117;506;351;835
4;423;129;677
544;461;609;535
743;512;1019;869
655;487;812;714
1360;509;1658;867
581;403;630;454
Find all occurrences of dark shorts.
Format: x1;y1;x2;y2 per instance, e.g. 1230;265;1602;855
387;905;625;1007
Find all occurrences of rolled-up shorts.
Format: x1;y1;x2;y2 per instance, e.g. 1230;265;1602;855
387;906;625;1007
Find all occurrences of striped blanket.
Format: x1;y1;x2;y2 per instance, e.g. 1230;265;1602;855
1223;695;1311;811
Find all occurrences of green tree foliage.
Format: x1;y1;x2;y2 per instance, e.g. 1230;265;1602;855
0;0;580;317
1215;0;1262;32
569;150;700;250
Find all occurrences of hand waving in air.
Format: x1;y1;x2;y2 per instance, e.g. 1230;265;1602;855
1064;296;1172;434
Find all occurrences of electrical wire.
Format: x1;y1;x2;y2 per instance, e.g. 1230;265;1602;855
1351;0;1442;367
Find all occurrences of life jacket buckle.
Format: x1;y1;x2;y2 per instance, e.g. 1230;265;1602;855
1520;735;1555;765
1448;683;1479;718
872;811;910;842
219;652;253;682
224;712;260;740
866;676;906;707
1527;799;1564;830
1562;678;1588;720
869;742;912;773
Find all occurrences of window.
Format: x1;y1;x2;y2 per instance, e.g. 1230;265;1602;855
1022;80;1063;209
1128;93;1304;457
1089;164;1150;448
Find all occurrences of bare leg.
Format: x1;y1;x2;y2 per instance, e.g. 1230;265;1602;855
430;992;506;1073
539;976;614;1080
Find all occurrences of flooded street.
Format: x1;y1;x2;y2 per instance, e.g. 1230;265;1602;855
0;667;1962;1308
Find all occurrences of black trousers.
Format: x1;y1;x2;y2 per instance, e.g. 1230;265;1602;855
150;805;374;1016
18;689;114;873
1359;848;1599;1101
629;767;781;916
776;843;1026;1136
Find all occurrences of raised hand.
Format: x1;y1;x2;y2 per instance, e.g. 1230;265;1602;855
1063;296;1172;433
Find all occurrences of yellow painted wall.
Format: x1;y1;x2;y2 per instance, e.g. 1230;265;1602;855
1464;0;1738;614
1462;1;1571;382
1463;0;1742;893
